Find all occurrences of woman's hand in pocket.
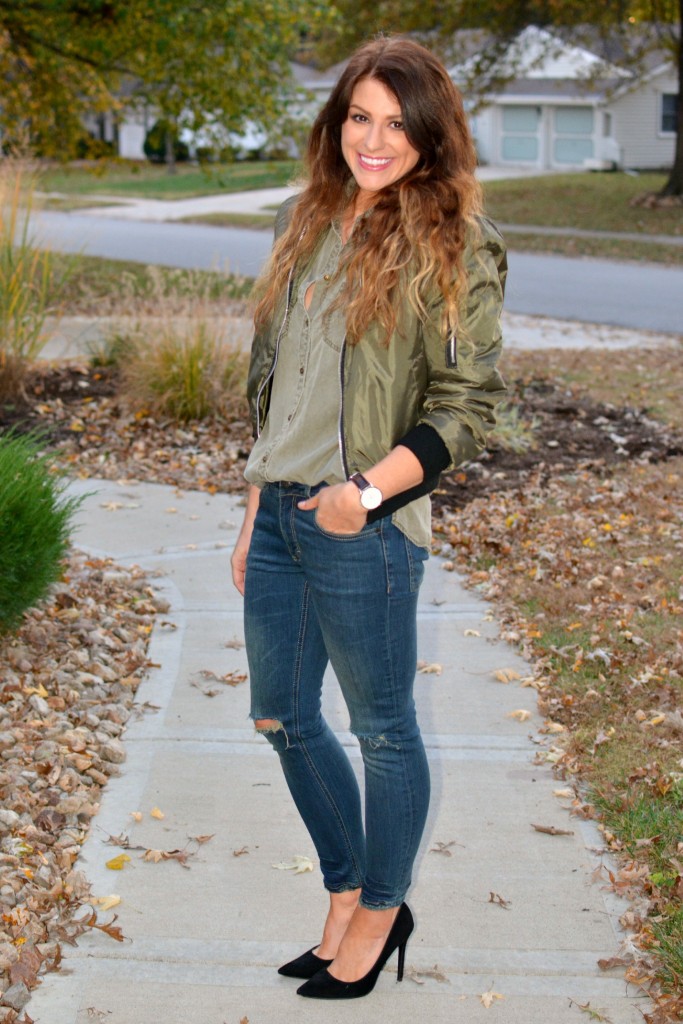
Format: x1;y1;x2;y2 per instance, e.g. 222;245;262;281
298;483;367;535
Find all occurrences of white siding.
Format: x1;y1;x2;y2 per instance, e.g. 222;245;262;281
610;70;677;169
118;117;147;160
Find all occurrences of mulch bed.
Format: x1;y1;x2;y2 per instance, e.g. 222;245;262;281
2;363;682;502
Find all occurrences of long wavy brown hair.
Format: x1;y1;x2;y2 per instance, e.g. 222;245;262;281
254;36;482;344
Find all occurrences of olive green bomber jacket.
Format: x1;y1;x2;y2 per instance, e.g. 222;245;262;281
247;197;507;485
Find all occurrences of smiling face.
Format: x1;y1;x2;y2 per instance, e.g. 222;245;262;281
340;77;420;210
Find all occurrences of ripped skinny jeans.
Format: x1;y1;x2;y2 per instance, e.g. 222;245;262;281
244;482;430;910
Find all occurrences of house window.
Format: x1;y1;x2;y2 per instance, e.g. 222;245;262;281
661;94;678;134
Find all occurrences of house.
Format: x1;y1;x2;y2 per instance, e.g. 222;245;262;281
289;26;677;173
102;26;677;171
460;27;678;171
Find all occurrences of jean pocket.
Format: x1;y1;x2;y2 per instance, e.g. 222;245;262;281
403;533;429;592
312;509;377;540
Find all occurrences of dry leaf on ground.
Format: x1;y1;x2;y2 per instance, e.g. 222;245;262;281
105;854;131;871
507;709;531;721
493;668;521;683
480;988;504;1008
272;855;315;874
417;661;442;675
531;823;574;837
91;896;121;912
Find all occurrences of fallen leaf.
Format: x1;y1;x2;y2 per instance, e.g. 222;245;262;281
150;807;165;819
9;943;44;988
429;840;459;856
105;854;131;870
405;964;449;985
272;855;315;874
507;709;531;721
91;895;121;912
531;823;574;836
553;788;575;799
82;911;125;943
233;846;249;857
142;849;165;863
464;628;481;637
480;988;504;1008
568;999;613;1022
597;954;632;971
225;637;245;649
190;834;215;845
488;892;511;909
493;668;521;683
417;661;442;675
130;812;143;822
24;683;49;698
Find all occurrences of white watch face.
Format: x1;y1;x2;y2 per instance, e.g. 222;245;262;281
360;485;383;510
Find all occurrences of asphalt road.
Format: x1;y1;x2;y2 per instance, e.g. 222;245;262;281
37;210;683;333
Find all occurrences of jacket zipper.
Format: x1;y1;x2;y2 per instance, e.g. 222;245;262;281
337;338;349;478
255;267;295;438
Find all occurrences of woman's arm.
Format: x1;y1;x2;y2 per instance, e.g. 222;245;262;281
230;484;261;594
297;445;424;534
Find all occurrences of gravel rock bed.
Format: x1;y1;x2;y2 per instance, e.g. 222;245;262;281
0;552;161;1021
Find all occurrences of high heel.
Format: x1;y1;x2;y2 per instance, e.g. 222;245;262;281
278;946;333;979
296;903;414;1000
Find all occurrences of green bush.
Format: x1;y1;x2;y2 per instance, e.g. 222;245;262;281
0;432;83;634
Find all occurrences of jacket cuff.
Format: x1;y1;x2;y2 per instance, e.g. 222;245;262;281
396;424;451;477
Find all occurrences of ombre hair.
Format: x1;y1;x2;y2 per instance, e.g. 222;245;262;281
254;36;482;343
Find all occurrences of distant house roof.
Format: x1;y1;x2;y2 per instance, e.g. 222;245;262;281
292;24;674;105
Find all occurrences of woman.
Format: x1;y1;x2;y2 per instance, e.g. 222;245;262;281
231;36;507;1000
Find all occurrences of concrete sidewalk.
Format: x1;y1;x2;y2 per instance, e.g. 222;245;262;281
27;478;648;1024
45;166;552;223
38;309;682;363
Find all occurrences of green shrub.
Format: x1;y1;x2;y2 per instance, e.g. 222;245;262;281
0;432;83;634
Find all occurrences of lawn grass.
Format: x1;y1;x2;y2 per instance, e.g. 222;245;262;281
440;343;683;1006
179;211;277;230
504;231;683;266
499;346;683;429
483;172;683;236
38;159;300;200
49;251;253;314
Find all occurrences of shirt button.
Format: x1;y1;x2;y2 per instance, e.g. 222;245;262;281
299;366;304;374
323;274;331;281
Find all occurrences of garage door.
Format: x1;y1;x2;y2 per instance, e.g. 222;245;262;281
553;107;594;165
500;106;541;163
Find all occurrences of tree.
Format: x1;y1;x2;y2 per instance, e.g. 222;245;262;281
0;0;327;161
316;0;682;197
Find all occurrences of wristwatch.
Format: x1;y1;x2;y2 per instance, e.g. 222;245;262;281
349;472;383;510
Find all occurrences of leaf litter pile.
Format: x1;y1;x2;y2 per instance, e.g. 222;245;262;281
0;555;162;1021
1;344;683;1019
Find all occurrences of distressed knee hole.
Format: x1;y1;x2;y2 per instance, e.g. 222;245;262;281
254;718;284;733
356;732;401;752
254;718;290;749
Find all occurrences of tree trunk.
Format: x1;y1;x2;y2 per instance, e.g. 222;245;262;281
164;124;177;175
659;0;683;196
